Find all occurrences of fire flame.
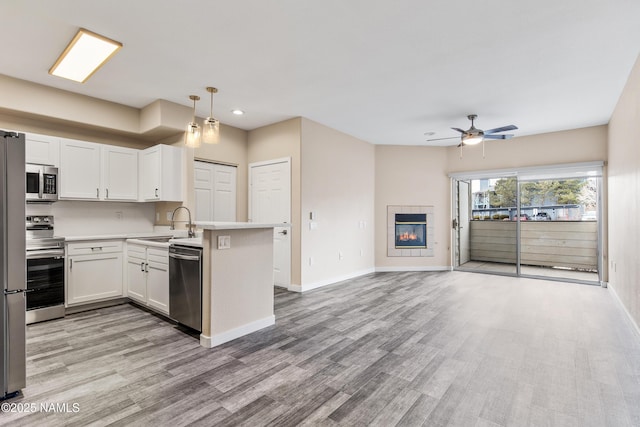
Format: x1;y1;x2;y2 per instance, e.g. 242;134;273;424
398;232;418;241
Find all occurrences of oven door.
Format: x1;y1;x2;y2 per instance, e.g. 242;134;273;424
26;256;65;310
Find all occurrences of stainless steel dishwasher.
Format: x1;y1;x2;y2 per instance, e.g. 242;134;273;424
169;245;202;332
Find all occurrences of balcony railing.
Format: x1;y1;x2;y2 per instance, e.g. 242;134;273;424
468;220;598;271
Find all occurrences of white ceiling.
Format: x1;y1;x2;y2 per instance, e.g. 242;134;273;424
2;0;639;146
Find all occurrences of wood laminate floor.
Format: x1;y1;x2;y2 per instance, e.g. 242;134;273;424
3;271;640;426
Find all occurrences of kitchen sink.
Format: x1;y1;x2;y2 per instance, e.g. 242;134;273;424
136;236;173;243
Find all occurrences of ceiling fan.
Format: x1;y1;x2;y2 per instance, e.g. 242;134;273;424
428;114;518;146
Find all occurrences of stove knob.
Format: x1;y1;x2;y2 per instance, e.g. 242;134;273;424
32;217;40;223
43;217;50;223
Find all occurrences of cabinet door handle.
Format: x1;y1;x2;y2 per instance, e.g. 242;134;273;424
155;188;158;198
70;259;73;270
91;247;103;252
106;188;109;199
97;188;99;198
140;262;145;272
145;263;149;273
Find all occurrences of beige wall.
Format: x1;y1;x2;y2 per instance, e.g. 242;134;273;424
0;111;152;149
0;74;191;140
447;125;608;173
300;118;375;286
207;228;274;337
0;75;140;134
247;118;302;286
608;55;640;329
375;145;451;269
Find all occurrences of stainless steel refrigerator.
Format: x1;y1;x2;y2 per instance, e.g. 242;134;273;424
1;131;26;400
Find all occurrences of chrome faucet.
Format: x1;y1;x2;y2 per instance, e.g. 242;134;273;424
170;206;195;238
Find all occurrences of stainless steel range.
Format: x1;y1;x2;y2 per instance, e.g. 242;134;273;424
25;215;65;324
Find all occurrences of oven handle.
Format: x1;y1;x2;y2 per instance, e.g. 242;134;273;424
26;249;65;259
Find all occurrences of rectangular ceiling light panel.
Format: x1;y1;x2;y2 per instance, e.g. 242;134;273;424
49;28;122;83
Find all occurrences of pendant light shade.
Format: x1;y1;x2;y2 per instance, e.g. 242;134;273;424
202;87;220;144
185;95;201;148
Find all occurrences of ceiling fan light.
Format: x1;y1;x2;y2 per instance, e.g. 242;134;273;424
463;134;483;145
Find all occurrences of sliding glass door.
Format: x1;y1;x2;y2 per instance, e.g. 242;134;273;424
452;163;602;285
454;175;518;276
517;176;600;283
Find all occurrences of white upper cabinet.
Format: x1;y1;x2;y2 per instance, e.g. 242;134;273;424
60;139;139;201
25;133;60;166
140;144;183;201
59;139;101;199
102;146;138;201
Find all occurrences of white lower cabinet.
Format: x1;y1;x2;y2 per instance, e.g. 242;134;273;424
126;243;169;315
66;240;124;306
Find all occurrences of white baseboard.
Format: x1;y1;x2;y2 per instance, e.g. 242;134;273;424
200;315;275;348
375;266;451;273
291;268;376;293
288;283;302;292
607;282;640;340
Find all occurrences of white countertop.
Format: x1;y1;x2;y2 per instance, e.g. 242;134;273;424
168;236;203;248
195;221;290;230
62;232;175;242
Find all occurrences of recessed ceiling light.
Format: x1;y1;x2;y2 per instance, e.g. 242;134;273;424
49;28;122;83
231;109;245;116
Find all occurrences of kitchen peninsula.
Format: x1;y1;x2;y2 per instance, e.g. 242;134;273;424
195;222;289;348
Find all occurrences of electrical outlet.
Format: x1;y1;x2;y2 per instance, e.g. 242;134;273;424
218;235;231;249
115;211;123;220
339;251;344;260
166;211;172;221
309;257;314;266
360;249;364;257
156;212;160;222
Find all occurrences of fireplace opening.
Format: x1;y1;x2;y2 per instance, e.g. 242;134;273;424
395;213;427;249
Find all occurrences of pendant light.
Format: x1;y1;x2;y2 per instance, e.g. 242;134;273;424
202;87;220;144
185;95;201;148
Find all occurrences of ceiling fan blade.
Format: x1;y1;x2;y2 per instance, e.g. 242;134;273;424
427;136;461;142
451;127;467;134
484;125;518;134
483;134;514;140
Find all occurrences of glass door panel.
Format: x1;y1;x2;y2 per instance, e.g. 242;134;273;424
517;177;600;283
455;177;517;275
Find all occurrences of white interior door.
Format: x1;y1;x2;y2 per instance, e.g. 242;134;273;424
194;161;237;222
194;161;213;221
212;164;236;221
249;158;291;288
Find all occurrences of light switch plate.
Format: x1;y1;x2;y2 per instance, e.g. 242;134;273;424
218;235;231;249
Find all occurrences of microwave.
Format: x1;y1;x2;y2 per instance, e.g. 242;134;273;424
26;164;58;202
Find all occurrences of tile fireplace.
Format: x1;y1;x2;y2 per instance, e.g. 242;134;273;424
387;205;434;257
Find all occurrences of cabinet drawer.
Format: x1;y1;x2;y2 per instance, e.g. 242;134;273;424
126;244;147;260
147;248;168;264
67;240;123;256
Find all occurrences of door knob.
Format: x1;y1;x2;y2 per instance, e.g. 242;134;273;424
278;230;288;235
